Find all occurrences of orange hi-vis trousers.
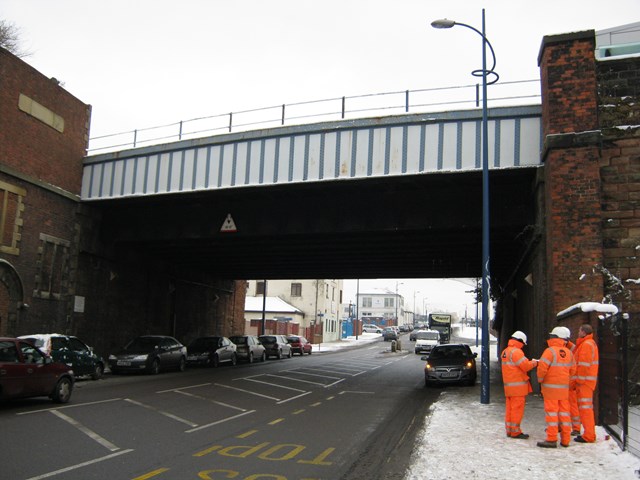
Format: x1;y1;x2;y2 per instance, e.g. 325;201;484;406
570;384;596;442
505;396;527;437
544;397;571;445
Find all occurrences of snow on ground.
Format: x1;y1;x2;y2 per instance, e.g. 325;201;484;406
316;329;640;479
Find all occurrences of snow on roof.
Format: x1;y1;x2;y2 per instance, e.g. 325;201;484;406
557;302;619;318
245;296;302;314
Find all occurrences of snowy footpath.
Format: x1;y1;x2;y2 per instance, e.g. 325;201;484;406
317;331;640;479
404;336;640;480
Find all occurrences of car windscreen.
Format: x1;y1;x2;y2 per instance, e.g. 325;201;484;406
189;337;219;349
416;332;439;340
125;337;161;352
259;337;277;344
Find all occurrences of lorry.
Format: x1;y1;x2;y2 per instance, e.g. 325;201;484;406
428;313;452;343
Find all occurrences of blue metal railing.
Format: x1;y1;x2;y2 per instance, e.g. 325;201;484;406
88;79;540;154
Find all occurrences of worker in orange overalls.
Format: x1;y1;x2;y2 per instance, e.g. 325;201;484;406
569;323;599;443
537;326;577;448
501;331;538;439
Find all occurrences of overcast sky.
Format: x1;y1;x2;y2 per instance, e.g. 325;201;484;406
4;1;637;313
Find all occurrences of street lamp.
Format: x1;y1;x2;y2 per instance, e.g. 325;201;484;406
413;290;420;325
431;9;498;404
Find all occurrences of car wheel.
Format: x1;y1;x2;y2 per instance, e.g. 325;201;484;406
149;359;160;375
212;354;220;367
231;353;237;366
308;348;312;355
52;377;73;403
248;352;254;364
91;363;104;380
287;349;292;358
178;357;186;372
260;351;267;362
276;349;282;359
467;377;476;387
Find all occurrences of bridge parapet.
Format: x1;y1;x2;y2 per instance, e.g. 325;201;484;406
81;105;542;201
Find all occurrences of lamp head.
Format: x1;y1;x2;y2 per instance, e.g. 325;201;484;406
431;19;456;29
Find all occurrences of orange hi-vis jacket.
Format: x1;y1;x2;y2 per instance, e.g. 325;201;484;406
537;337;576;400
573;333;599;390
501;338;537;396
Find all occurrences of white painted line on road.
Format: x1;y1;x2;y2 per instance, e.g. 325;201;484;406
338;390;375;395
214;382;281;401
50;410;120;451
323;378;346;388
263;373;327;386
172;389;247;412
279;369;342;380
124;398;198;427
185;410;256;433
276;391;312;404
24;449;134;480
17;398;123;415
242;377;307;393
310;367;365;376
156;382;211;393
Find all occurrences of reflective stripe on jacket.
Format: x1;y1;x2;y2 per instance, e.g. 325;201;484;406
573;333;599;390
537;337;576;400
501;339;536;396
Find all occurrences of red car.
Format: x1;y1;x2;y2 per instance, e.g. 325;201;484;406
287;335;312;355
0;337;74;403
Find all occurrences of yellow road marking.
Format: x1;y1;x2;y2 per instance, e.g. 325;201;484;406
236;430;258;438
131;468;169;480
268;418;284;425
292;409;305;415
310;402;322;407
193;445;221;457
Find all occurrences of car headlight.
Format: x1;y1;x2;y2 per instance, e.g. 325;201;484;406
465;361;474;369
108;354;116;360
425;363;433;370
133;355;149;361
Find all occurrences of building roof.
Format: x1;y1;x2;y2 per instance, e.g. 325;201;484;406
245;296;303;314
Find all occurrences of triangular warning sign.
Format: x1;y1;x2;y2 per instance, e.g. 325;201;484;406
220;214;237;233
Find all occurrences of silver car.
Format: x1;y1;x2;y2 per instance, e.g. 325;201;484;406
258;334;292;359
187;336;237;367
229;335;266;363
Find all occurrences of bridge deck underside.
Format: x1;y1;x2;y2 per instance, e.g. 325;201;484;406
96;167;539;284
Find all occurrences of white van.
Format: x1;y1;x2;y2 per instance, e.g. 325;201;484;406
414;330;440;354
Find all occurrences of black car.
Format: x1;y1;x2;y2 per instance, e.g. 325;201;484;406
423;343;477;387
187;336;237;367
108;335;187;375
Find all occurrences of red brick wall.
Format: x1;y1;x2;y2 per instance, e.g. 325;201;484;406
539;31;598;136
0;47;91;195
539;31;605;324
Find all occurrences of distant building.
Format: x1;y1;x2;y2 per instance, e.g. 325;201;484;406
246;279;343;343
356;288;408;327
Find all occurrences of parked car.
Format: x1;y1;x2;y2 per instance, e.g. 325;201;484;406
229;335;266;363
18;333;105;380
108;335;187;375
410;329;426;342
382;327;398;341
0;337;74;403
414;330;440;354
258;335;292;359
423;343;477;387
187;336;237;367
287;335;312;355
362;324;383;334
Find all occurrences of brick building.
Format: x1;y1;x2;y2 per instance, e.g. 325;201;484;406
0;47;245;358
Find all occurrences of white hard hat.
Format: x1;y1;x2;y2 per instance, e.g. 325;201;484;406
511;331;527;344
550;326;570;340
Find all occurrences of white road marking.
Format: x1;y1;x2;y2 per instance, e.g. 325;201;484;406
50;410;120;451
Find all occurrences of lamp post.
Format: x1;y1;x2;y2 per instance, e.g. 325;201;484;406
431;9;498;405
413;290;420;326
395;281;403;325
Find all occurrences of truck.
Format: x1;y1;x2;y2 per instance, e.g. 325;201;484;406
428;313;452;343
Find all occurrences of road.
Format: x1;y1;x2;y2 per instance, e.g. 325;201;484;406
0;335;441;480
